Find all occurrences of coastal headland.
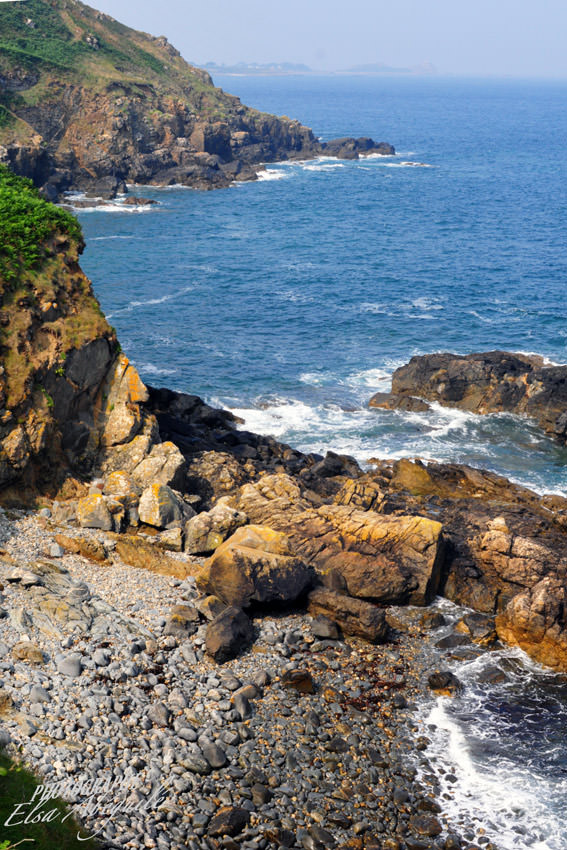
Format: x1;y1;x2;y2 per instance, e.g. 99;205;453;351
0;0;393;201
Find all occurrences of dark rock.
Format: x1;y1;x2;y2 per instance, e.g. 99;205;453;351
408;813;443;837
311;614;341;640
308;588;388;643
390;350;567;445
207;806;250;837
205;607;254;663
281;669;315;694
427;670;462;696
369;391;430;413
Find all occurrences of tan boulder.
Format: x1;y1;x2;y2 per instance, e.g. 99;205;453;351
76;494;113;531
197;525;313;608
495;576;567;671
138;483;195;529
132;441;187;490
103;470;140;506
184;500;248;554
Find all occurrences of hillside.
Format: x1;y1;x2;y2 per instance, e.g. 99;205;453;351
0;0;393;197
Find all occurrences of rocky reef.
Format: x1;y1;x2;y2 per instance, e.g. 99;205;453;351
0;0;394;200
370;350;567;444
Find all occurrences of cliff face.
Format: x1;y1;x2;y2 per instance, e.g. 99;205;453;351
0;165;165;495
0;0;393;198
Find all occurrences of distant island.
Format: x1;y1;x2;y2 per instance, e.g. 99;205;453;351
203;61;313;75
202;60;438;77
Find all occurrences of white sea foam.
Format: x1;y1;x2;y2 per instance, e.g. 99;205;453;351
110;285;194;316
419;645;567;850
256;169;289;181
136;362;177;377
90;235;136;242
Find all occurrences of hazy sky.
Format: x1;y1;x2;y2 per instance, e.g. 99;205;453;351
91;0;567;78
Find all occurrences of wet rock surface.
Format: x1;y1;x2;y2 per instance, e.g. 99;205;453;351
387;350;567;444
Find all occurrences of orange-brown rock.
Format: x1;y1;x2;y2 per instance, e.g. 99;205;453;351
235;477;444;606
113;535;196;579
197;525;313;608
495;577;567;670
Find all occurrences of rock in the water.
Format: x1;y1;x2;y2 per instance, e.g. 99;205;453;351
368;391;430;413
197;524;313;608
427;670;462;696
455;612;497;646
205;606;254;663
390;350;567;444
495;577;567;671
308;588;388;643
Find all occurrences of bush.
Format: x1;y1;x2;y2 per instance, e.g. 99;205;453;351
0;165;82;284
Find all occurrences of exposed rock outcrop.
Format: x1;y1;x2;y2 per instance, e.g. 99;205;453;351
374;351;567;443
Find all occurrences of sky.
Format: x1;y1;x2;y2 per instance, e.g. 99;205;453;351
90;0;567;78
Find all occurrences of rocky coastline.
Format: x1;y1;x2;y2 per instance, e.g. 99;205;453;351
0;0;394;201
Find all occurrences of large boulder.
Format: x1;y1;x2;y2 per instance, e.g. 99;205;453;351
495;576;567;670
308;588;388;643
197;525;313;608
205;607;254;663
138;483;195;528
235;479;444;606
76;494;113;531
184;500;248;554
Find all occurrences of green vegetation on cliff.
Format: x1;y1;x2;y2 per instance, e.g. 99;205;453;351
0;0;240;123
0;165;81;283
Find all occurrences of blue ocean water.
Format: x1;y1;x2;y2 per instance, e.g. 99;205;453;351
75;76;567;848
78;75;567;495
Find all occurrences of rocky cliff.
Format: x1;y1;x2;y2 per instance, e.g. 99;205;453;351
0;0;394;199
3;168;567;674
0;164;183;499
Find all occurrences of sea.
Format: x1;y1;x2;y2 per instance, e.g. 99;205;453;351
74;74;567;848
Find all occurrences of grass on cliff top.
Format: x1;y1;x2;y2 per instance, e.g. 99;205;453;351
0;165;82;284
0;751;99;849
0;0;262;128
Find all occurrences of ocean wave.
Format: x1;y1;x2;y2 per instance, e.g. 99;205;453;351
418;640;567;850
110;284;194;316
256;169;289;181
